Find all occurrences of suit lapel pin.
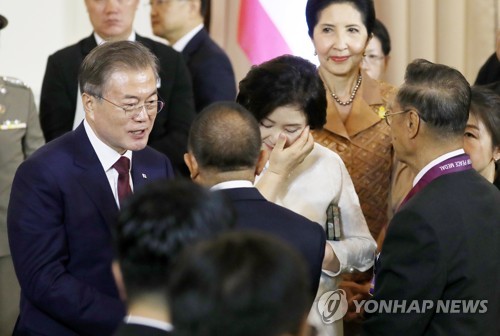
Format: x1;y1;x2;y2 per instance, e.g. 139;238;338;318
142;173;147;179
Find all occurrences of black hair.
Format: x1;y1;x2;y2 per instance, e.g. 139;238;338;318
188;101;262;171
306;0;375;38
169;231;310;336
113;179;235;302
396;59;471;137
469;86;500;186
237;55;326;130
373;19;391;56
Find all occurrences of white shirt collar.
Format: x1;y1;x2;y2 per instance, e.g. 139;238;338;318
210;180;253;191
125;315;173;332
83;120;132;172
413;149;465;186
93;31;136;45
172;24;204;52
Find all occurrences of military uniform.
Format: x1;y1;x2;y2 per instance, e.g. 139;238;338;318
0;76;44;336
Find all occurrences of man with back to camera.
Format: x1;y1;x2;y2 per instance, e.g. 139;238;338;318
0;13;45;336
111;179;235;336
40;0;195;175
169;231;313;336
150;0;237;112
184;101;335;299
362;59;500;335
8;41;174;335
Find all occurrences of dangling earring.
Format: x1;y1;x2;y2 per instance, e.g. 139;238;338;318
314;50;317;56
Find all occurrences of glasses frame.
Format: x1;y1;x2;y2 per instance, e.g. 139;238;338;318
148;0;184;6
383;109;412;126
363;54;386;64
93;95;165;119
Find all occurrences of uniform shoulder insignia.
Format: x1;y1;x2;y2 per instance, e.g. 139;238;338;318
2;76;30;89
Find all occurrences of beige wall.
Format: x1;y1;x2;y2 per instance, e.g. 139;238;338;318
211;0;252;88
212;0;499;87
0;0;497;103
0;0;158;103
375;0;495;86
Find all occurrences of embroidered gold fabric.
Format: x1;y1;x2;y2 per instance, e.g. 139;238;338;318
312;75;407;240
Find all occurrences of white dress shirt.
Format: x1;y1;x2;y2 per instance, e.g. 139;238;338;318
172;23;204;52
211;180;253;191
84;120;133;208
255;142;376;336
125;315;173;332
413;149;465;186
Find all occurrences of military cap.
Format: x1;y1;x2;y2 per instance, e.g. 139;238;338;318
0;14;7;30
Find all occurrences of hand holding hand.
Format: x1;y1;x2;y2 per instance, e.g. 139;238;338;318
339;280;372;322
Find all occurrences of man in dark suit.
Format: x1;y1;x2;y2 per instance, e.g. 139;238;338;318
40;0;195;175
184;101;331;297
111;179;234;336
362;59;500;335
8;41;174;336
150;0;236;113
169;231;312;336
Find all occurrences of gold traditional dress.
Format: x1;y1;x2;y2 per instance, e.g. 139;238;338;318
313;72;411;240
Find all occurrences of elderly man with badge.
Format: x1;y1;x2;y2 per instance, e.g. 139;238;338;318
363;59;500;336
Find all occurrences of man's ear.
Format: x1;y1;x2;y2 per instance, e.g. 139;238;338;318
184;152;200;180
82;93;95;121
407;109;421;139
255;149;269;176
112;261;127;302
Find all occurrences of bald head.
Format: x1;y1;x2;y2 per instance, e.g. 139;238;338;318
188;101;262;173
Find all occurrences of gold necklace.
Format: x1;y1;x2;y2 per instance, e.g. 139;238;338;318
327;74;362;106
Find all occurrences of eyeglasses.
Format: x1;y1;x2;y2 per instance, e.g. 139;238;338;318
363;54;385;64
94;95;165;119
383;109;412;126
92;0;135;5
149;0;185;6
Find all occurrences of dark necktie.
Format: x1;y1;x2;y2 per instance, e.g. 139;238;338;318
113;156;132;207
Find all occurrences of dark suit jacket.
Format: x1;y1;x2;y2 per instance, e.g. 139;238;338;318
362;170;500;336
40;33;195;175
182;28;236;113
113;322;171;336
219;187;326;297
7;124;174;336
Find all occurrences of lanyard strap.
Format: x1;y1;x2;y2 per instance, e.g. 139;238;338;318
398;153;472;211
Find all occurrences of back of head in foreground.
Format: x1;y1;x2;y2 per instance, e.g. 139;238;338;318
185;101;264;184
112;178;235;308
169;231;311;336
